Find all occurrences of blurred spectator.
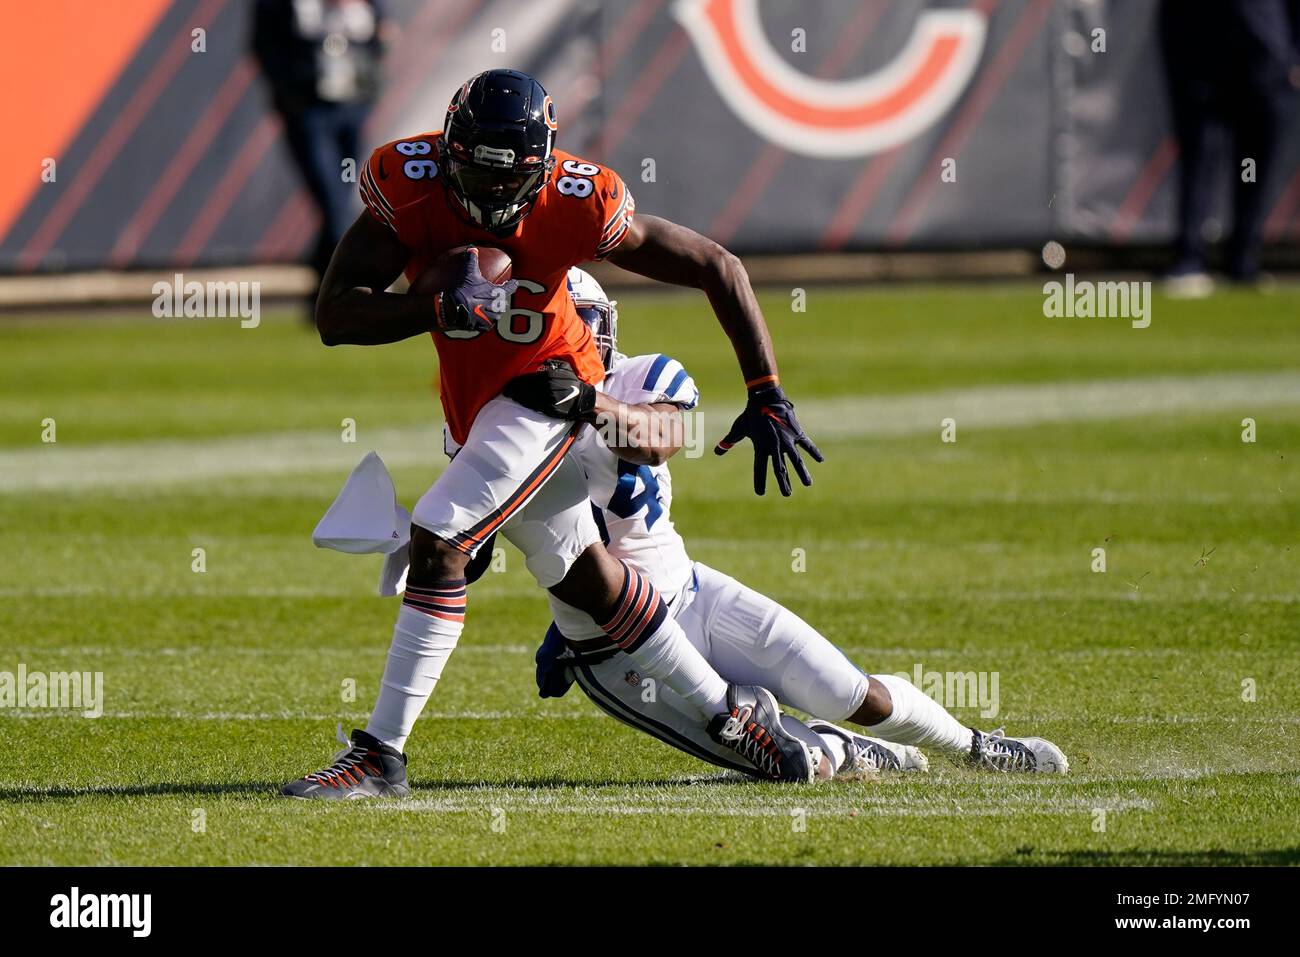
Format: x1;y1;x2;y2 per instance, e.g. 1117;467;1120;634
1159;0;1300;296
252;0;391;313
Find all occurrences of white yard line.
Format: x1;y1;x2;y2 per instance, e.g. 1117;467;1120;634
2;371;1296;492
1;643;536;657
796;370;1300;438
365;788;1166;817
0;424;444;492
3;709;1293;725
6;643;1292;661
775;591;1300;604
370;797;1157;818
0;584;526;599
1;585;1295;603
1021;713;1300;726
0;709;591;721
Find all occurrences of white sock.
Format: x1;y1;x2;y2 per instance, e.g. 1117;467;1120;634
867;673;971;755
364;579;466;751
819;733;848;773
778;715;846;774
600;563;730;716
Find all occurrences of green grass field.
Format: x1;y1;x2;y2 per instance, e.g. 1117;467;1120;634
2;282;1298;865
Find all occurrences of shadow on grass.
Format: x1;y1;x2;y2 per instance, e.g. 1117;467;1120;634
0;782;285;801
989;847;1300;866
0;774;753;802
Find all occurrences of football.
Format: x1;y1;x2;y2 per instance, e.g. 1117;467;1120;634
409;245;512;296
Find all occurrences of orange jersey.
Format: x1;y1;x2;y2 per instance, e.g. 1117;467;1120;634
358;132;635;444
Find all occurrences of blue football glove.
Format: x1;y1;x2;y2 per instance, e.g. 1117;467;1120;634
463;531;497;585
715;382;823;496
535;623;575;699
433;248;518;334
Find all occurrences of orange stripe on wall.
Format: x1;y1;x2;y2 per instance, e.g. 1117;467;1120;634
0;0;173;242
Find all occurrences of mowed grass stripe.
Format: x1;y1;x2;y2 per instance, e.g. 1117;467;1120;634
3;710;1293;725
368;797;1159;818
799;370;1299;437
3;370;1296;491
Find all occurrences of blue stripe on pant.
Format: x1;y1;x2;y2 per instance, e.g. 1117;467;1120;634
572;660;756;776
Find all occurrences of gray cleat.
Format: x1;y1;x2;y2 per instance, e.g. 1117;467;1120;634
805;719;929;777
969;727;1068;774
707;685;816;782
280;728;411;799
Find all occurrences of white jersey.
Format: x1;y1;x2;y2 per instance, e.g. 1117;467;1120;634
572;352;699;598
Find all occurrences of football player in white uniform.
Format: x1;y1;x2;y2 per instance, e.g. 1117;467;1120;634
503;268;1069;778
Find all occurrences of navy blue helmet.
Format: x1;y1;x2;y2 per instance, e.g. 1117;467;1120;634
439;69;557;233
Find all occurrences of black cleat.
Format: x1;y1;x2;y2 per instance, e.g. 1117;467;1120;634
280;728;411;800
707;685;816;782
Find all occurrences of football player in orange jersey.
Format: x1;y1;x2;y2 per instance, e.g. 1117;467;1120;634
281;69;824;798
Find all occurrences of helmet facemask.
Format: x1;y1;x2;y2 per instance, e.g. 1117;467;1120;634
575;299;618;371
442;143;553;232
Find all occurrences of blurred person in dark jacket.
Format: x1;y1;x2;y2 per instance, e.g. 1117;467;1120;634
1159;0;1300;296
252;0;391;312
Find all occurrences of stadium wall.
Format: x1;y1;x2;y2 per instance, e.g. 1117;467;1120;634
1;0;1297;273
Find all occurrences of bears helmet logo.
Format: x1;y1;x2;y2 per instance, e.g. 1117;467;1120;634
674;0;987;158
